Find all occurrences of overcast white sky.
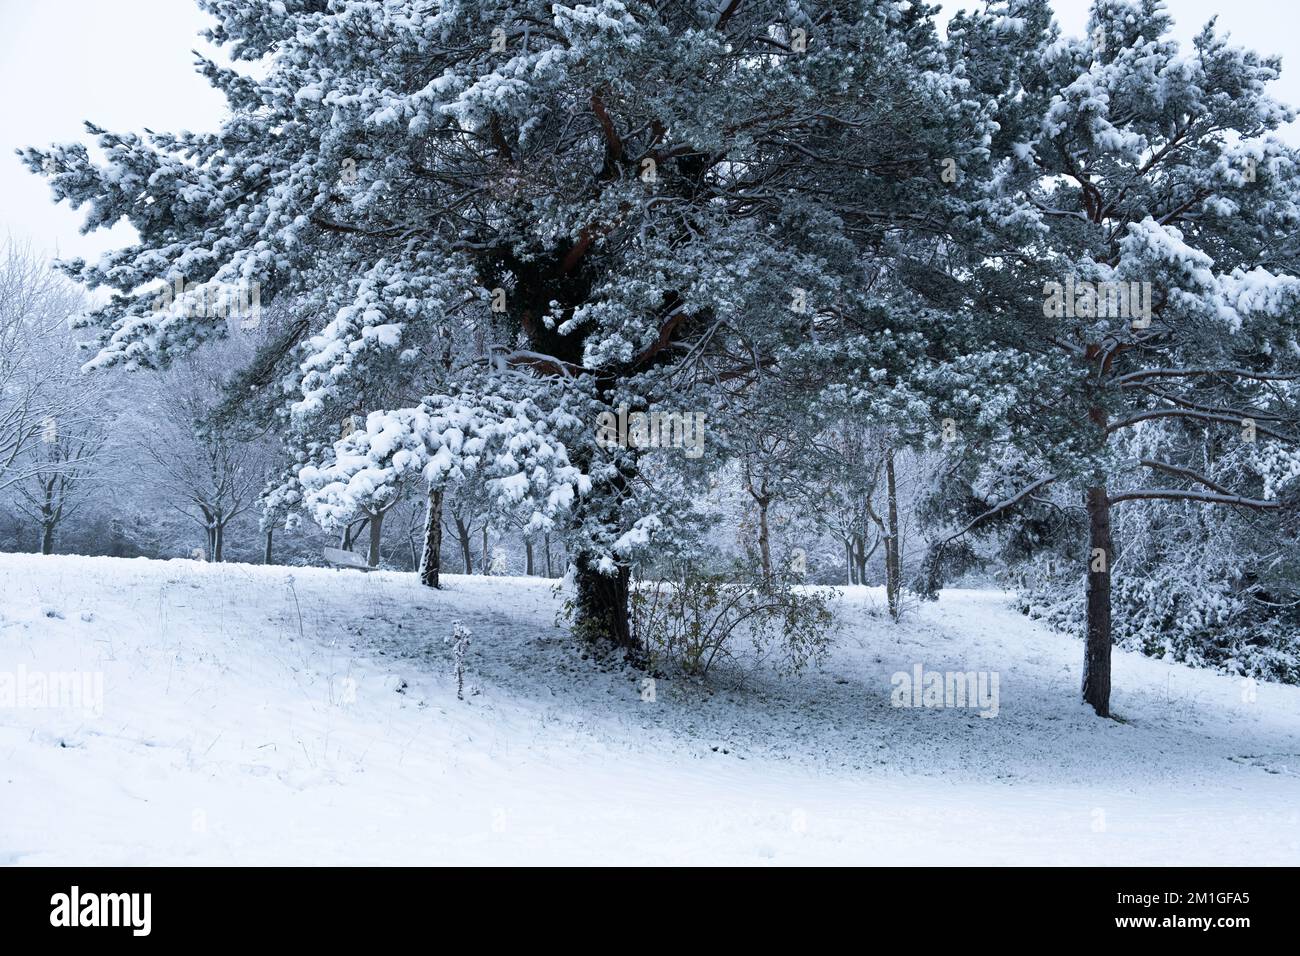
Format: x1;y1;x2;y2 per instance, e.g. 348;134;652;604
1;0;1297;263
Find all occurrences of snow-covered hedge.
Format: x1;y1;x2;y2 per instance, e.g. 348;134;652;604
1014;556;1300;685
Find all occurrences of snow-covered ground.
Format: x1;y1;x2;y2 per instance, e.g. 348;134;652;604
1;552;1297;865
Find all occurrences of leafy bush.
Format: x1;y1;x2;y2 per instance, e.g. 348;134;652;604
630;562;838;677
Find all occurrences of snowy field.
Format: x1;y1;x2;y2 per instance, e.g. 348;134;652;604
1;552;1298;866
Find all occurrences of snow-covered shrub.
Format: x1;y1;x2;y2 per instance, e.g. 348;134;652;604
629;563;837;678
1015;545;1300;685
448;620;472;701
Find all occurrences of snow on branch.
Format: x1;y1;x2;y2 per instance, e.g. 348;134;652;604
301;393;591;534
1108;489;1284;510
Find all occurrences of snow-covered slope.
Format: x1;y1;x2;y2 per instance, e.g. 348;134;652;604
1;553;1297;865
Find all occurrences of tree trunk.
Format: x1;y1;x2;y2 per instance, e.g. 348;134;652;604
845;538;855;585
214;521;225;562
544;532;553;577
756;495;772;579
524;536;534;576
419;487;442;588
481;526;489;574
40;484;56;555
1082;484;1113;717
884;448;901;619
454;519;473;573
264;528;273;564
342;516;368;552
574;555;634;652
367;507;384;567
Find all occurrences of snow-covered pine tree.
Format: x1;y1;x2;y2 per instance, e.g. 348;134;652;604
927;0;1300;715
23;0;981;651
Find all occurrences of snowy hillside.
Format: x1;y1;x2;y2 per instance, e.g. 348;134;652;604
2;552;1298;866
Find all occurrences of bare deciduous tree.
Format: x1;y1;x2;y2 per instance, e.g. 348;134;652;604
0;241;88;496
136;354;267;561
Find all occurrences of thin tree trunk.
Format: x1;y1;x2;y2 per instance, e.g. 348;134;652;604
367;507;384;567
481;525;489;574
844;538;855;585
40;483;55;555
884;448;901;619
342;516;368;552
215;521;225;562
524;536;534;576
756;495;772;580
1082;484;1113;717
264;528;273;564
419;487;442;589
544;532;553;577
454;519;473;573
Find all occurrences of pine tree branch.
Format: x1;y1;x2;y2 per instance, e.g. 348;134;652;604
933;473;1059;548
1108;408;1292;442
1109;489;1283;510
1115;367;1300;386
1137;459;1236;497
